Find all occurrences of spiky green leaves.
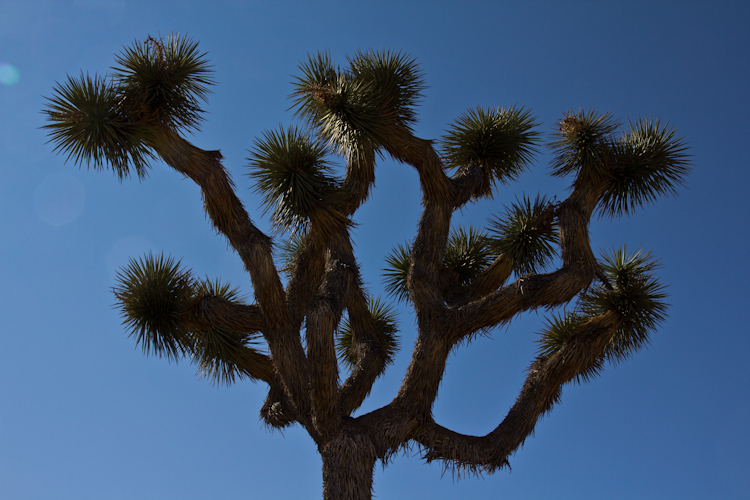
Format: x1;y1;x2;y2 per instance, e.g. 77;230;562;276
537;248;668;370
598;118;691;217
43;73;154;179
114;253;265;384
551;109;620;179
114;253;194;360
488;195;558;277
441;106;539;189
247;126;341;234
337;298;400;368
347;49;424;130
42;34;214;179
551;110;690;217
578;248;668;362
291;49;425;155
383;242;412;303
383;226;496;302
113;34;214;132
443;226;495;286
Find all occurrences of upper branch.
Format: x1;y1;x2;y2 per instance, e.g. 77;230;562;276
148;128;312;415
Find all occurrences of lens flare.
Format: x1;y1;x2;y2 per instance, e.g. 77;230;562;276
34;174;85;226
0;63;19;86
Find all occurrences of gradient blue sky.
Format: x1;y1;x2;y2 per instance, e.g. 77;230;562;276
2;1;749;499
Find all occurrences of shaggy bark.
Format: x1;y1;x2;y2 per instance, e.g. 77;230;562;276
147;123;618;499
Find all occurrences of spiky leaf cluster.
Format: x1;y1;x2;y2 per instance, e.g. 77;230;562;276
537;247;668;372
579;248;668;363
42;33;213;179
113;34;214;132
42;73;154;179
551;109;620;178
382;242;412;303
383;227;495;301
114;255;264;384
598;118;691;218
276;230;308;275
114;253;194;360
488;194;558;276
248;126;339;234
190;277;261;384
291;49;425;154
441;106;539;189
443;226;495;286
337;298;400;368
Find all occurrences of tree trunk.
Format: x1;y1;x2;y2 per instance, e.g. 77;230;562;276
321;425;377;500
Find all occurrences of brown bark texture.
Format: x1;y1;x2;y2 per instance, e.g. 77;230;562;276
144;123;631;499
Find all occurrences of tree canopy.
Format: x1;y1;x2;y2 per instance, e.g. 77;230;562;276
43;33;689;500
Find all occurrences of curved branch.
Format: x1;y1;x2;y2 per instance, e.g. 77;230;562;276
416;311;622;473
338;288;389;416
148;128;311;415
448;180;602;341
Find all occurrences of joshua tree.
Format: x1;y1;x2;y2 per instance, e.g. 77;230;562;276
43;34;689;500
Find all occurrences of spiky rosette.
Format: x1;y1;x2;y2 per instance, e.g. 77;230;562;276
535;312;607;383
550;109;620;179
536;312;589;358
291;49;425;155
443;226;495;286
347;49;425;131
578;247;668;363
42;72;154;179
488;194;558;277
247;126;340;234
441;106;539;191
382;242;412;303
113;33;214;133
337;298;401;368
597;118;691;218
276;230;308;275
114;253;194;360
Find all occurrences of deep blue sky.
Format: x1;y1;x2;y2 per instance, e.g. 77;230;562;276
2;1;749;499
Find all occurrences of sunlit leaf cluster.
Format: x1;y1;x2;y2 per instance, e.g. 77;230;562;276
382;242;413;303
550;108;620;179
441;106;539;191
336;298;400;368
290;49;425;155
383;226;497;302
113;34;214;132
488;194;558;277
443;226;495;286
247;126;339;234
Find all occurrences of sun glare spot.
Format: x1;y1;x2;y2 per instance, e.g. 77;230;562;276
0;63;20;86
34;174;85;226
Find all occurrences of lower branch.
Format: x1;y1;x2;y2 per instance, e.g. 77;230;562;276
416;312;622;473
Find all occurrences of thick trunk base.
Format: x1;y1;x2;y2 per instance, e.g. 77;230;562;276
321;427;377;500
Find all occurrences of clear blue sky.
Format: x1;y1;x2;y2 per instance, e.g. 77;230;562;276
2;1;749;499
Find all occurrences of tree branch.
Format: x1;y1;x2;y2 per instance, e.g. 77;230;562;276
416;311;622;474
148;128;312;417
338;288;389;416
447;180;602;342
